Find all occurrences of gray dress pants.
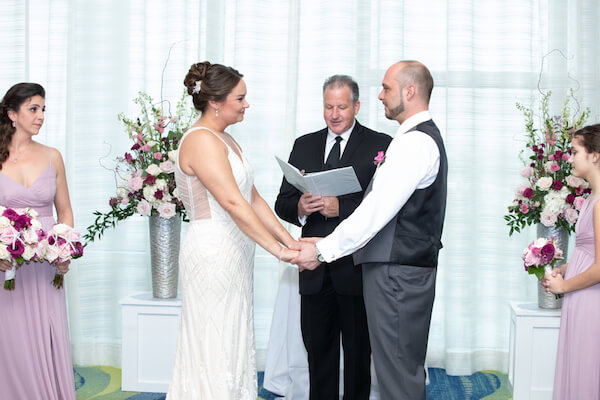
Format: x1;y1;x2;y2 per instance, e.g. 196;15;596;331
362;263;436;400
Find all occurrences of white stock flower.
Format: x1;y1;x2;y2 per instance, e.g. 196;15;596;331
146;164;162;176
543;191;568;214
173;187;180;200
168;150;178;163
143;185;156;203
26;208;39;218
536;177;553;191
544;161;555;173
146;140;157;147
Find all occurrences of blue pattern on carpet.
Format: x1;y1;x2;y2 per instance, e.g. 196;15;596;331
74;366;511;399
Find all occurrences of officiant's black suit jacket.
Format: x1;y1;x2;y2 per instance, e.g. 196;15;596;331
275;121;392;295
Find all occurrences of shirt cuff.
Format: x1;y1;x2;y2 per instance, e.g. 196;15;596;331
298;215;307;226
315;240;336;263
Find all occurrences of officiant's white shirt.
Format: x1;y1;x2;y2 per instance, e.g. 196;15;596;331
316;110;441;262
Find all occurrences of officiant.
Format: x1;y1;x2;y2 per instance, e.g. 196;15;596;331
274;74;391;399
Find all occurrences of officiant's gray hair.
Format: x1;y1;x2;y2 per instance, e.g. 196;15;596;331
323;75;359;105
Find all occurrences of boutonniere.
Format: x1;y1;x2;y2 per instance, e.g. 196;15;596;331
373;151;386;167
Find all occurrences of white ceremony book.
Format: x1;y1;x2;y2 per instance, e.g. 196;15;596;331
275;156;362;197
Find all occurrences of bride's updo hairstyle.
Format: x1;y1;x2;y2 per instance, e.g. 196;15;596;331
183;62;243;113
0;83;45;169
573;124;600;155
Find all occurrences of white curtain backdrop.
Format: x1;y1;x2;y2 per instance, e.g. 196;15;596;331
1;0;598;374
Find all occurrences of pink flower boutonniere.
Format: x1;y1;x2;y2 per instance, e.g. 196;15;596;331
373;151;386;167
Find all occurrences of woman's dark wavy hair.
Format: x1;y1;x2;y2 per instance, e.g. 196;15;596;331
0;83;45;169
573;124;600;155
183;62;243;113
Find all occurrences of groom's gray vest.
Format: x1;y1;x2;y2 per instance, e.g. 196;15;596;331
353;119;447;268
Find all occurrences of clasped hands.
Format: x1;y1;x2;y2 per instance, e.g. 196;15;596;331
541;268;565;295
280;237;324;272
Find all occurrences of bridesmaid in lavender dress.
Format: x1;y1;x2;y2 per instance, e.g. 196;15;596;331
543;124;600;400
0;83;76;399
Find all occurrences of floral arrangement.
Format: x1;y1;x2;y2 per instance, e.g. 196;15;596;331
0;206;45;290
505;89;591;235
43;224;84;289
84;91;199;243
522;236;565;299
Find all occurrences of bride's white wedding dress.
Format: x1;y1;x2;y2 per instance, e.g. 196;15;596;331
167;127;257;399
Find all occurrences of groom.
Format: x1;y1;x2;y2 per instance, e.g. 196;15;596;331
292;60;448;400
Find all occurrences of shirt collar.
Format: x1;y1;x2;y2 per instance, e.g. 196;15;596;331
396;110;432;135
327;120;356;142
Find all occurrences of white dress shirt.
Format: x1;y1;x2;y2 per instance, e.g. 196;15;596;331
316;111;440;262
297;121;355;226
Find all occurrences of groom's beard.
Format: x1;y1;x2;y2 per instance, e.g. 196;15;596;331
385;98;404;120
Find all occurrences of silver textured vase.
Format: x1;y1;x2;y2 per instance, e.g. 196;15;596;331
535;224;567;309
149;214;181;299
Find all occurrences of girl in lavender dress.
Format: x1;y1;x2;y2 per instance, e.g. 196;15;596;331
0;83;76;399
543;123;600;399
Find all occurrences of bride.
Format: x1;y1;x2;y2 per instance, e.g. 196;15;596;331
167;62;299;399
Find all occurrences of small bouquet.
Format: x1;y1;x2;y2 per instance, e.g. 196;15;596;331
43;224;84;289
522;237;564;298
0;206;45;290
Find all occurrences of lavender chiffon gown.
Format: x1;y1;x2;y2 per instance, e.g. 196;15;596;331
0;161;76;399
553;195;600;399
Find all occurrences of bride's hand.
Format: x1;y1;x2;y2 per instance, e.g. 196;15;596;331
279;248;299;263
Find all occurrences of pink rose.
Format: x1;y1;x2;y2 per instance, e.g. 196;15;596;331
65;229;81;242
563;207;579;225
141;145;151;152
153;152;162;160
159;161;175;174
574;196;586;210
45;245;60;263
524;250;540;267
121;196;130;205
58;244;72;260
0;226;17;245
548;154;555;161
550;163;560;172
520;167;534;178
157;203;176;219
520;203;529;214
137;200;152;217
129;176;144;191
540;209;558;227
562;153;570;161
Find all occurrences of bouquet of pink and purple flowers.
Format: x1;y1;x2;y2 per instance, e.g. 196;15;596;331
522;236;564;280
0;206;46;290
42;223;84;289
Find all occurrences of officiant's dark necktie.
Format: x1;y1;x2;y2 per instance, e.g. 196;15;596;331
325;136;342;169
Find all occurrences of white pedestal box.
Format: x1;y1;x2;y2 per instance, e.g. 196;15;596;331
120;293;182;392
508;302;561;400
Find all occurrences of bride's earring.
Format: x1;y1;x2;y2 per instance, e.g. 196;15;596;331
215;109;219;118
11;121;15;128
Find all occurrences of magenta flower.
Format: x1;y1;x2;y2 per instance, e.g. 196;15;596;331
523;187;534;198
143;175;156;185
124;153;133;163
553;180;563;190
7;240;24;258
13;214;31;230
566;194;575;204
373;151;385;166
540;243;555;263
109;198;119;208
154;189;164;200
2;208;19;221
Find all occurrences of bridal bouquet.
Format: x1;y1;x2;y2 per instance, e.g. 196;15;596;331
505;89;590;235
522;236;565;299
43;224;84;289
0;206;46;290
84;91;198;243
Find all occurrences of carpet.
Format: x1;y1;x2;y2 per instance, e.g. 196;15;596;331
74;366;512;399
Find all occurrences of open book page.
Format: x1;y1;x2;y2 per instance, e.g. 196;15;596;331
275;156;362;196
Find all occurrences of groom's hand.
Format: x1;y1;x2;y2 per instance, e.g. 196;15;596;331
292;239;322;271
